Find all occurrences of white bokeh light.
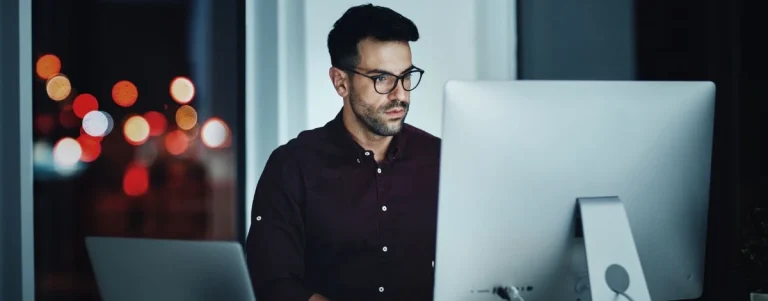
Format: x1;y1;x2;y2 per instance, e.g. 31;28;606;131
201;118;229;148
33;141;53;166
82;110;114;137
53;137;82;168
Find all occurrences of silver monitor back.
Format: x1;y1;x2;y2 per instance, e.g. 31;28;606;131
85;236;256;301
434;80;715;301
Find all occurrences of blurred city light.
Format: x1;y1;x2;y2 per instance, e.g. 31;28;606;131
33;141;53;166
175;105;198;130
58;105;79;129
112;80;138;107
201;118;230;148
82;111;114;137
76;135;101;162
143;111;167;136
36;54;61;80
53;137;82;168
46;74;72;101
123;163;149;197
35;114;56;134
164;130;189;155
72;93;99;119
123;115;150;146
170;76;195;104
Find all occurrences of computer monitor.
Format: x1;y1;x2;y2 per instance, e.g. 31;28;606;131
433;80;715;301
85;237;256;301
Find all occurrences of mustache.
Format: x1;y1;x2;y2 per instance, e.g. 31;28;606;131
382;100;409;111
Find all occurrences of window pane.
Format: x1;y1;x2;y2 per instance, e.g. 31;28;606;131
31;0;244;300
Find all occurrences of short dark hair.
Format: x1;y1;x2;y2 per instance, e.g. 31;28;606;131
327;4;419;69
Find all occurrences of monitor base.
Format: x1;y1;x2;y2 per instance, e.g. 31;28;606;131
577;196;652;301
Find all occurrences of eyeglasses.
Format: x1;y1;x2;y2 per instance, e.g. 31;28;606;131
341;66;424;94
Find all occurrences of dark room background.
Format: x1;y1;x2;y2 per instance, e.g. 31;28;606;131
518;0;766;299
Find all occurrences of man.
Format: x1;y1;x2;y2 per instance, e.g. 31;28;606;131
246;4;440;301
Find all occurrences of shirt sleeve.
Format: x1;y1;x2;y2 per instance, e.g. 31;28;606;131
245;147;314;301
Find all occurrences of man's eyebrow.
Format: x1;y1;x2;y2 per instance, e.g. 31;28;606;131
365;65;416;75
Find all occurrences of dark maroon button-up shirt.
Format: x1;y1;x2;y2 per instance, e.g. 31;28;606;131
246;110;441;301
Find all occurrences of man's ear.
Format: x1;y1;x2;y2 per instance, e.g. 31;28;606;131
329;67;350;97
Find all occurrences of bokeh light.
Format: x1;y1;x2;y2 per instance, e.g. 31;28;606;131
59;105;79;129
36;54;61;80
82;111;114;137
80;126;103;142
73;93;99;119
112;80;138;107
34;114;56;134
46;74;72;101
170;76;195;104
164;130;189;155
123;115;150;146
52;137;82;168
201;118;230;148
33;141;53;166
123;163;149;197
143;111;167;136
175;105;198;130
76;135;101;163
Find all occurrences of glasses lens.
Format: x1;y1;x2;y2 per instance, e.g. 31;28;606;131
374;74;398;94
402;71;422;91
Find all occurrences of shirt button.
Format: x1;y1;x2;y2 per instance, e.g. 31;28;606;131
356;158;360;163
378;287;384;293
365;151;370;156
432;261;435;268
256;216;262;221
382;246;388;252
382;206;387;212
377;168;382;174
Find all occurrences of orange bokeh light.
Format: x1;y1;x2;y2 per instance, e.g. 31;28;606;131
123;164;149;197
73;93;99;119
164;130;189;155
175;105;198;130
46;74;72;101
76;135;102;162
170;76;195;104
143;111;167;137
123;115;150;146
112;80;138;107
36;54;61;80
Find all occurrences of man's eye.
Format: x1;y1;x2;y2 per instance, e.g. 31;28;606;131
374;76;388;82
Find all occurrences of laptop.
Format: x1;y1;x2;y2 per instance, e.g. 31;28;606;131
85;236;256;301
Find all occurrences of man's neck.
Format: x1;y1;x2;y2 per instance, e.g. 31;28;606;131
342;110;392;162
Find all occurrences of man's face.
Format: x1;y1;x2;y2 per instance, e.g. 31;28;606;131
348;38;413;137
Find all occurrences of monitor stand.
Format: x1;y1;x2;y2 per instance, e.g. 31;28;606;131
577;196;652;301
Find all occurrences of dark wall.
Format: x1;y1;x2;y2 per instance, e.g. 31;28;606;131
636;0;765;300
517;0;635;80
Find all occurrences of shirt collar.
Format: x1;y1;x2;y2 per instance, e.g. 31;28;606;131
328;109;406;162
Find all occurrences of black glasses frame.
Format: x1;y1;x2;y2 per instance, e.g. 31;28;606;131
340;66;425;94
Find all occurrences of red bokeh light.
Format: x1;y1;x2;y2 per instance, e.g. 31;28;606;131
112;80;138;107
72;93;99;119
164;130;189;155
76;135;102;162
80;127;103;142
34;114;56;134
59;105;78;129
123;164;149;197
143;111;167;137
